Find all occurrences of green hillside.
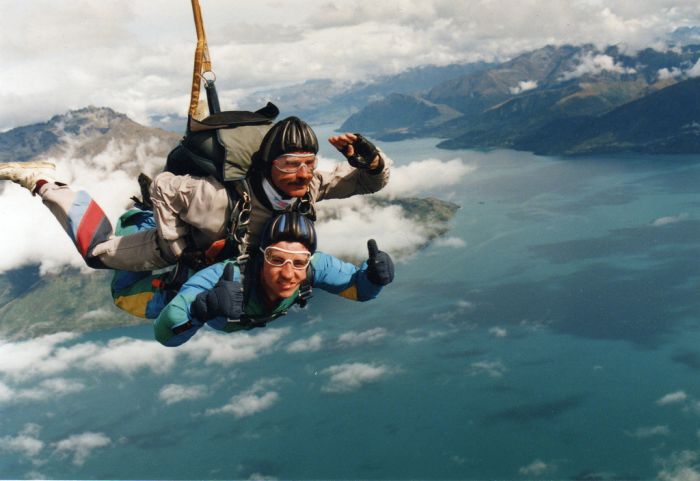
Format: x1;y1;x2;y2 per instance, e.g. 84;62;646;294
0;269;144;340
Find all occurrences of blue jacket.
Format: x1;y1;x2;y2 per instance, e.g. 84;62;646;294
154;252;383;347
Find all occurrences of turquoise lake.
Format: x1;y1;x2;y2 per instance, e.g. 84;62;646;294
1;132;699;480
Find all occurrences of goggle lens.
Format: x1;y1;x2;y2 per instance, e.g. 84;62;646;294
261;246;311;270
273;153;317;173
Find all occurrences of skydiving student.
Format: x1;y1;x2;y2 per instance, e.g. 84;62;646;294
153;211;395;347
0;116;389;272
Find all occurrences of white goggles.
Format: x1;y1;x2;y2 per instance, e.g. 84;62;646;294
272;153;317;173
260;246;312;270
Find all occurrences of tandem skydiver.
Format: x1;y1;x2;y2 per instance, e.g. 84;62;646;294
153;211;394;346
0;117;390;273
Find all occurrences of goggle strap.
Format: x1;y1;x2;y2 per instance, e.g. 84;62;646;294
277;153;316;159
261;246;311;256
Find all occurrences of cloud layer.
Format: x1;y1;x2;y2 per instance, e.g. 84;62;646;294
0;424;111;468
1;1;699;130
0;327;400;475
205;379;281;418
0;329;289;383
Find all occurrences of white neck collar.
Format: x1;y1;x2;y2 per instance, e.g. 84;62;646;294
262;178;296;210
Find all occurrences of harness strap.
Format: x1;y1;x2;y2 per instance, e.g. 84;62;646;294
222;179;253;270
295;262;314;308
296;279;313;308
230;312;286;330
188;0;212;121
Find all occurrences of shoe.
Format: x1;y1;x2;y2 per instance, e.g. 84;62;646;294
0;160;56;193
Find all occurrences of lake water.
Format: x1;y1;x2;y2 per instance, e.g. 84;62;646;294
1;133;699;480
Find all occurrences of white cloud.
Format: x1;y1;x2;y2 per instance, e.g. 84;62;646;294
0;184;85;273
321;362;393;393
519;458;556;477
657;391;688;406
433;236;467;248
0;329;287;390
315;156;474;260
0;332;83;381
456;300;475;310
468;360;507;378
337;328;389;347
0;381;14;402
1;1;700;130
77;309;114;322
205;379;280;417
688;58;700;78
510;80;538;94
0;424;45;459
52;432;111;466
658;67;683;80
652;213;689;226
316;199;428;260
489;327;508;338
209;391;279;418
0;132;173;274
180;328;289;366
15;378;85;402
158;384;208;405
559;53;637;81
380;158;476;198
87;337;178;375
248;473;279;481
627;425;670;438
657;450;700;481
286;334;324;353
403;327;452;344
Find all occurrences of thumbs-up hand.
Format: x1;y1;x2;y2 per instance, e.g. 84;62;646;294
191;263;244;321
366;239;395;286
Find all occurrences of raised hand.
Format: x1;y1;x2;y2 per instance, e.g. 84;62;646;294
191;263;244;321
366;239;395;286
329;133;380;170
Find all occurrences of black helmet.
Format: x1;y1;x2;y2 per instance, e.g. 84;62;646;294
256;116;318;175
260;211;317;254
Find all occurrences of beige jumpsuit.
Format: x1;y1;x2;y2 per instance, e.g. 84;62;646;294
38;157;390;271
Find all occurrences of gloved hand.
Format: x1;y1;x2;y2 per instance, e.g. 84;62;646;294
191;264;244;321
366;239;395;286
344;133;380;170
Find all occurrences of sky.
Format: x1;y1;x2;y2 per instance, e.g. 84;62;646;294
1;0;700;131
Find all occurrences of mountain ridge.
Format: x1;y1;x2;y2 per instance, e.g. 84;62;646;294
336;43;700;155
0;106;182;164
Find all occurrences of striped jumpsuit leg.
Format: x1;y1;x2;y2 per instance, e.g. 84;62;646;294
38;183;175;271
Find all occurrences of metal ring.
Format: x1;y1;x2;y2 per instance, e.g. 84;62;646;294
238;210;251;225
202;70;217;85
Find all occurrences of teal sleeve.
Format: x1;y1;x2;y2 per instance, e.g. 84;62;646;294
153;261;239;346
310;252;383;302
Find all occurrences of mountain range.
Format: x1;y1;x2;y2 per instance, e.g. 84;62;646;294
247;43;700;156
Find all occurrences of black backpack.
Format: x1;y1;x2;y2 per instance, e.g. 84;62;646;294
165;102;279;182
